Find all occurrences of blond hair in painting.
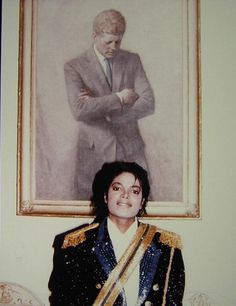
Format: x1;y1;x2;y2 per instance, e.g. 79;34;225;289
93;9;126;35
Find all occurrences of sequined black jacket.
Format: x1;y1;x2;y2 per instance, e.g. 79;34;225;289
48;219;185;305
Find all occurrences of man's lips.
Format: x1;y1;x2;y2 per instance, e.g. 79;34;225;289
117;201;132;207
106;51;116;56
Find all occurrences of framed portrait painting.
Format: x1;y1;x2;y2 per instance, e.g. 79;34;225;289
17;0;201;218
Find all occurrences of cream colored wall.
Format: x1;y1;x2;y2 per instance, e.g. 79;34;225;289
1;1;236;305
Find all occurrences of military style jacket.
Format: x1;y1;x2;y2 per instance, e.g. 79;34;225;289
48;219;185;305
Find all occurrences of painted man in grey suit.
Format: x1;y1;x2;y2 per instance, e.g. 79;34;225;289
64;9;155;199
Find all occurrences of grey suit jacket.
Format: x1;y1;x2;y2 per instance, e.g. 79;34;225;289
64;47;155;162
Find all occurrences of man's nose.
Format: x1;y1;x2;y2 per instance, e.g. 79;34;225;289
110;42;117;50
121;190;129;199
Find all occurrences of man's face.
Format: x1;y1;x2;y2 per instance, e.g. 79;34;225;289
93;32;123;58
106;172;143;222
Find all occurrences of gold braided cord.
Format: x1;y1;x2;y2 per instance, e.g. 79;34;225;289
162;247;175;306
93;224;157;306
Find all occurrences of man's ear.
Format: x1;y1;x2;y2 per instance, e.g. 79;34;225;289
104;194;107;203
92;31;97;40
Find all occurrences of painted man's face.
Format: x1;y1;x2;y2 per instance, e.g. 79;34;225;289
106;172;143;222
93;32;123;58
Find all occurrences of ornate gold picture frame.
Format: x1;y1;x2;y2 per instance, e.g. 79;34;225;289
17;0;201;218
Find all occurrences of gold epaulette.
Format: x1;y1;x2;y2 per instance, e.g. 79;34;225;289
62;223;99;249
157;228;183;249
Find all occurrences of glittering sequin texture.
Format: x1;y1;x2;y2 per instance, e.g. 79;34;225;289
48;219;185;305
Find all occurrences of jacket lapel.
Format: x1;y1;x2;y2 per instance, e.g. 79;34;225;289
86;48;112;93
137;242;162;305
93;219;117;277
112;51;125;92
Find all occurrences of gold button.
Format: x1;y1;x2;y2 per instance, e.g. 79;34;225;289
152;283;159;291
96;283;102;289
145;301;152;306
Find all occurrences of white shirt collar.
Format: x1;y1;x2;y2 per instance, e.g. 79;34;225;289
93;44;106;64
107;217;138;255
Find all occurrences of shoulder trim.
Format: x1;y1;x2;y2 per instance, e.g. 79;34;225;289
157;228;183;249
62;223;99;249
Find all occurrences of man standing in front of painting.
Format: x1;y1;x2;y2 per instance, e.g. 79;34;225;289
64;9;155;199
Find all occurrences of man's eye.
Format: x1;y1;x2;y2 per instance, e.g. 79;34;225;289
131;189;140;195
113;186;120;191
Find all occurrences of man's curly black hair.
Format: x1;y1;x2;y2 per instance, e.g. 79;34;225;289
90;161;150;222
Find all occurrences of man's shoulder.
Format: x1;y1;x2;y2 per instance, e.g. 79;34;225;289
141;223;183;250
64;48;94;67
156;227;183;250
53;222;99;249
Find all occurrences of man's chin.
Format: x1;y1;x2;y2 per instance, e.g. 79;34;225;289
106;53;116;58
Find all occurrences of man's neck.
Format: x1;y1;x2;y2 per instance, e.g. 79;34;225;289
108;216;136;233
